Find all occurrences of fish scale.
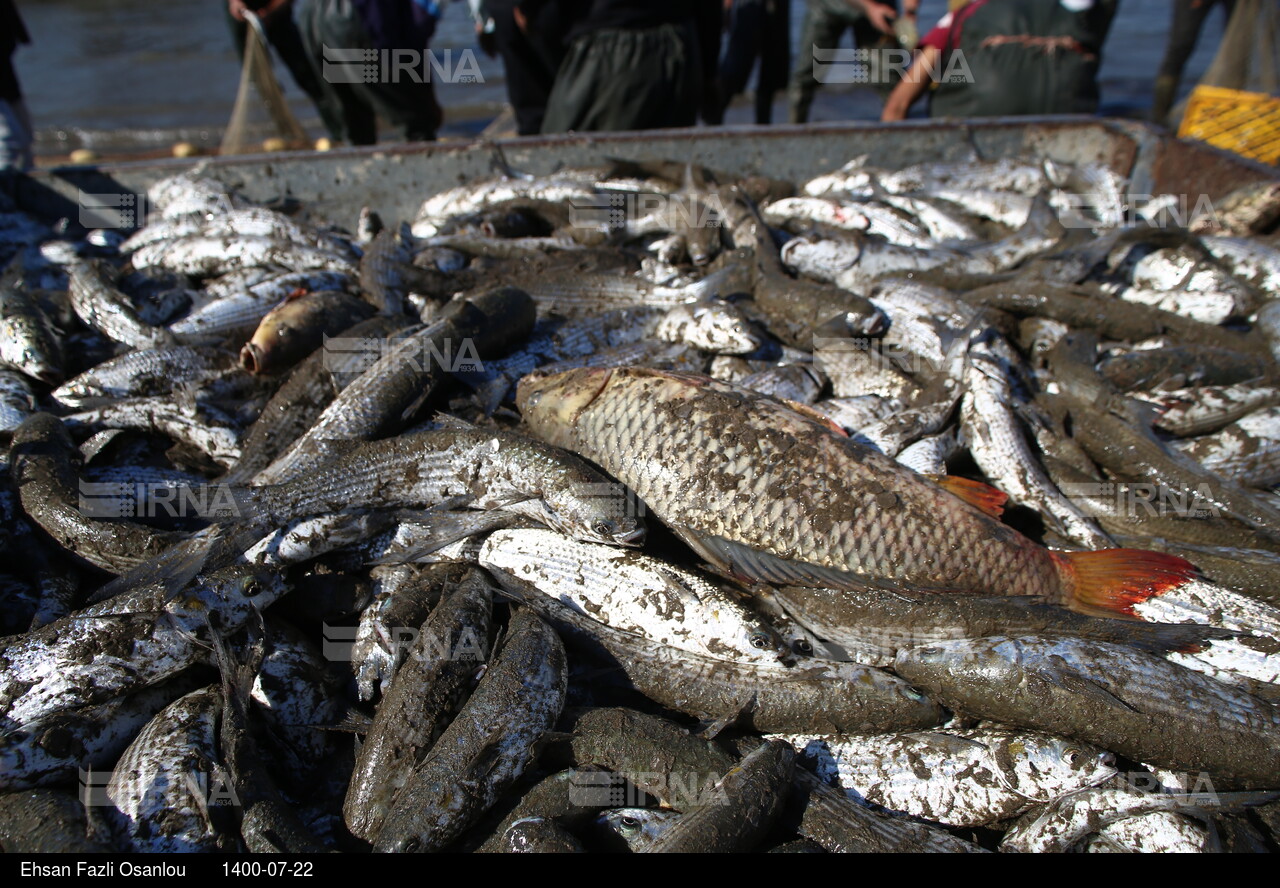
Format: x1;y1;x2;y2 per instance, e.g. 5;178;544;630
895;635;1280;787
519;368;1067;601
774;728;1116;828
478;528;788;665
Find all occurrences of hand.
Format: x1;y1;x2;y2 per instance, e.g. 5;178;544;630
513;5;528;34
255;0;291;26
228;0;249;22
863;0;897;34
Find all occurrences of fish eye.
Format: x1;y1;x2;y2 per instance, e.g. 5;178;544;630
619;815;641;833
592;520;615;538
242;579;263;598
904;687;925;701
749;631;773;650
402;837;421;853
1064;747;1082;765
794;639;813;655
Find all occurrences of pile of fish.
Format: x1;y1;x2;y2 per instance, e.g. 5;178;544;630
2;150;1280;854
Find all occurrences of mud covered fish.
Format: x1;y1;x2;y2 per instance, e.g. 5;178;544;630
516;367;1196;618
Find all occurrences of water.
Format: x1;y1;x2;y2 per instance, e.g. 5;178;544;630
12;0;1231;156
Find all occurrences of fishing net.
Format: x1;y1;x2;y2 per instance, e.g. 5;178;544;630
220;13;311;156
1178;0;1280;165
1197;0;1280;95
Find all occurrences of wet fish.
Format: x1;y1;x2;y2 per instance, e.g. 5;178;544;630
654;299;762;355
51;344;238;410
222;315;408;484
895;635;1280;787
0;256;63;384
786;765;986;853
593;807;681;852
959;347;1114;549
645;740;794;853
479;528;788;665
1174;406;1280;487
491;570;944;735
345;568;492;840
373;607;567;852
778;728;1116;828
228;427;644;550
131;235;357;279
474;766;612;853
0;370;36;435
1001;785;1272;853
489;816;584;853
239;289;375;375
68;260;176;351
254;286;535;484
168;270;356;341
517;368;1194;618
0;564;285;729
9;413;189;574
0;674;204;791
102;686;237;853
63;397;243;469
771;584;1230;668
565;707;735;810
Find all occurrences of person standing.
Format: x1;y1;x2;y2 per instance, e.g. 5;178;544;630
528;0;705;133
1;0;33;173
882;0;1118;121
476;0;566;134
296;0;444;145
788;0;910;124
1152;0;1236;125
226;0;341;137
718;0;792;124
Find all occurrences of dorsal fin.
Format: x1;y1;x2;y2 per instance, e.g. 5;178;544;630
927;475;1008;518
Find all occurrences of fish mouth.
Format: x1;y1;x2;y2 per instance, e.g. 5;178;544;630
239;342;264;374
613;525;646;546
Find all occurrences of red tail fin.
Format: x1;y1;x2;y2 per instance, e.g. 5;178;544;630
1057;549;1199;619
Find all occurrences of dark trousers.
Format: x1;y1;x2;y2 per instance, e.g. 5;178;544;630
719;0;792;124
296;0;442;145
487;0;562;136
1153;0;1236;120
788;0;884;123
541;21;702;134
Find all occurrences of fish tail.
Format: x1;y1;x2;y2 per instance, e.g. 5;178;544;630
1055;548;1198;619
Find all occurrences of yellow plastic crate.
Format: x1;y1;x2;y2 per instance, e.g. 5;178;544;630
1178;85;1280;166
